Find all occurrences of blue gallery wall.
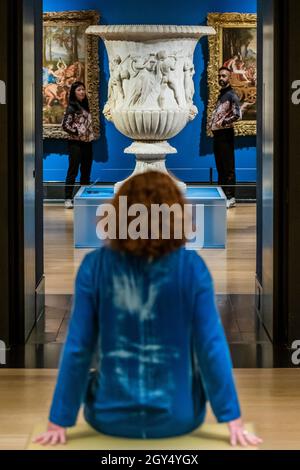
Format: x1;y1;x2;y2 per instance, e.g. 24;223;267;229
43;0;257;183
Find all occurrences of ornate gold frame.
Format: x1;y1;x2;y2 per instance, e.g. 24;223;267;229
207;13;257;137
43;10;100;140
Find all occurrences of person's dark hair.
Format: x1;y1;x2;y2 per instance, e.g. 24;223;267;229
107;171;188;259
68;81;90;112
219;66;231;74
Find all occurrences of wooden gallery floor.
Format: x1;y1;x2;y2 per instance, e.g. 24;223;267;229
0;369;300;450
40;204;265;348
44;203;257;295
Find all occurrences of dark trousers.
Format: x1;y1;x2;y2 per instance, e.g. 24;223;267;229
213;128;236;199
65;141;93;200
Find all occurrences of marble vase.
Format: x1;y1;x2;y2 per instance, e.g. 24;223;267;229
86;25;216;192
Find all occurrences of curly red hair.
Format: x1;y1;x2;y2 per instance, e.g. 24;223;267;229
107;171;188;259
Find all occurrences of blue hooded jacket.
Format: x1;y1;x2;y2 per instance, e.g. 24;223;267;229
49;246;241;438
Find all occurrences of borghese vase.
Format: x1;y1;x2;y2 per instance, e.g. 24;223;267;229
86;25;216;192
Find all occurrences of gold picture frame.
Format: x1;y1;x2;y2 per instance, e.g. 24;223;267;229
43;10;100;140
207;13;257;137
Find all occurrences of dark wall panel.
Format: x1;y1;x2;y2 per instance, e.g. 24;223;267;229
35;0;44;288
0;0;43;345
0;2;10;344
23;0;37;340
257;0;300;352
257;0;275;340
285;0;300;342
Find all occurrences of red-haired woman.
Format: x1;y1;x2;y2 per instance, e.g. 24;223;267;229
34;172;262;447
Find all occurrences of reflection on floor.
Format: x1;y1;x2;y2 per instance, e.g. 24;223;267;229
2;291;272;368
44;203;257;295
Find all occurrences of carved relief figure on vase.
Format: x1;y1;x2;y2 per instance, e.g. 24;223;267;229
183;56;198;120
103;48;200;119
127;53;160;107
156;50;180;109
104;55;130;120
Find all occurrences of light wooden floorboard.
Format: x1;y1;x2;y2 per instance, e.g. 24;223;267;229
44;203;256;295
0;369;299;450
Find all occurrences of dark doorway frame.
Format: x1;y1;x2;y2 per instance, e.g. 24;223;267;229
0;0;44;347
257;0;300;365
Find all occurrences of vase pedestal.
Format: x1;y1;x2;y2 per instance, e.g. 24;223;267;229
74;185;227;249
114;141;186;193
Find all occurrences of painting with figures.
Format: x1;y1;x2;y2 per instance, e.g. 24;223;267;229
207;13;257;136
222;27;257;122
43;25;86;125
43;11;100;140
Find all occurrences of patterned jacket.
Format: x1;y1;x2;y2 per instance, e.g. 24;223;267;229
211;86;241;132
62;103;95;142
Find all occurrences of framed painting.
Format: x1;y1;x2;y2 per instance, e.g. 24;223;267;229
207;13;257;136
43;10;100;139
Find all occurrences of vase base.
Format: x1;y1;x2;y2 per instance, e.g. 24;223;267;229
114;171;186;194
114;141;186;194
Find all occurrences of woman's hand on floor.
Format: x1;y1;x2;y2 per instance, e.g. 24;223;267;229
228;418;263;447
33;421;67;446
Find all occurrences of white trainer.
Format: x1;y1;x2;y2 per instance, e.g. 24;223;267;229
226;197;236;209
64;199;74;209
